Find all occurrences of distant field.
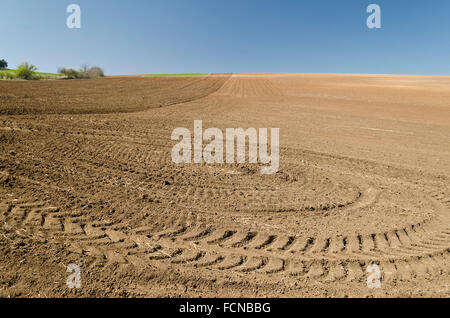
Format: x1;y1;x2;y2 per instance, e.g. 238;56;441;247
3;71;209;78
34;71;64;77
6;69;64;77
143;73;209;77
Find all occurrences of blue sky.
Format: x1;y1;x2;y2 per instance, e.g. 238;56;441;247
2;0;449;75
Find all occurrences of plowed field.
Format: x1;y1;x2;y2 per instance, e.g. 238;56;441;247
0;74;449;297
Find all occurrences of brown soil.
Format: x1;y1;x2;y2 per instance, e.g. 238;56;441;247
0;76;228;115
0;74;449;298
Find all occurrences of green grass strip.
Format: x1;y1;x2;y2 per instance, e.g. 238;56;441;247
6;69;64;77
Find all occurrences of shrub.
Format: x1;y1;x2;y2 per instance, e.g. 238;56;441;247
77;64;90;79
6;72;15;80
58;67;82;79
58;65;105;79
88;66;104;78
0;71;17;80
0;59;7;70
16;62;37;80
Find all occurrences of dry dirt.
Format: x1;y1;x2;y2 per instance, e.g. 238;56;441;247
0;74;449;298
